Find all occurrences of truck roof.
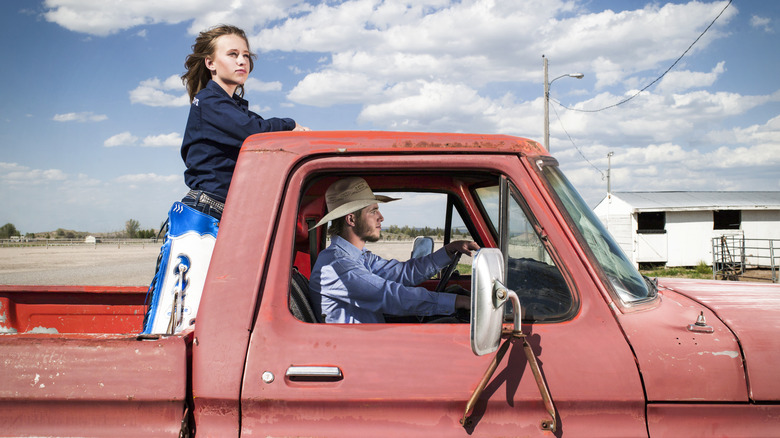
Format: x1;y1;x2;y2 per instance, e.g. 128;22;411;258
241;130;548;157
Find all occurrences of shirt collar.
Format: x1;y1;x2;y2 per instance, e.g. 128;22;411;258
205;80;249;109
331;235;366;259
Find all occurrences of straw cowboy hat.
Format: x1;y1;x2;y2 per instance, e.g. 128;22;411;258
310;177;399;229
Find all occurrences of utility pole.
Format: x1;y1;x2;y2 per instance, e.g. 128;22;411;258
543;55;584;153
607;151;614;196
544;55;550;152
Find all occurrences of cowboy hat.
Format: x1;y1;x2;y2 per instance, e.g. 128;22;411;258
310;177;399;229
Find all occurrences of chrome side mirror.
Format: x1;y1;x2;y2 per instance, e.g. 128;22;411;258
470;248;515;356
411;236;434;258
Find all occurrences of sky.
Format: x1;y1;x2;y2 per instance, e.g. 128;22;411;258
1;0;778;234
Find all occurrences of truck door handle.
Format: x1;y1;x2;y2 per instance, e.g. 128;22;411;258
285;366;343;381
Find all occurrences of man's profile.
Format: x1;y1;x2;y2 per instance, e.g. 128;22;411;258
308;177;479;323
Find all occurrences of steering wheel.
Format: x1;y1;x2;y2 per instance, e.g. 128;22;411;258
435;252;462;292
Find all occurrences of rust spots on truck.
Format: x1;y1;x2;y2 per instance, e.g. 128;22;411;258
390;139;545;155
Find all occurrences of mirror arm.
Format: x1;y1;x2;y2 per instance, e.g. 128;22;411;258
462;285;558;432
519;331;557;432
460;335;512;427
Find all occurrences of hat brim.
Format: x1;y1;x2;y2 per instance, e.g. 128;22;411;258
309;194;399;230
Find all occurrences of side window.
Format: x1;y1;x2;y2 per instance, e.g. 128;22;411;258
713;210;740;230
291;184;478;324
638;212;666;234
366;192;474;264
475;185;573;321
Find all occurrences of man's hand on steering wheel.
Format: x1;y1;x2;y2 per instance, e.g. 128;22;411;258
444;240;480;258
435;240;480;292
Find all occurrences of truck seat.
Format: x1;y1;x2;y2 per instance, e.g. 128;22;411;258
289;266;321;323
295;197;327;277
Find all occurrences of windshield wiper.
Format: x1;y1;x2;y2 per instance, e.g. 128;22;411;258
642;275;658;296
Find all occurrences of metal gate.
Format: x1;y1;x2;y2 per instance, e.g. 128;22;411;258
712;235;778;283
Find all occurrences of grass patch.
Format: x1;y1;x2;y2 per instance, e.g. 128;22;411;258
641;261;713;279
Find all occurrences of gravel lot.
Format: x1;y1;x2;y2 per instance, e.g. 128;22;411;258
1;242;771;286
0;241;447;286
0;244;162;286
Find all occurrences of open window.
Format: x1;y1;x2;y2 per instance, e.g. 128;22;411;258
289;172;485;324
713;210;740;230
473;181;574;322
637;212;666;234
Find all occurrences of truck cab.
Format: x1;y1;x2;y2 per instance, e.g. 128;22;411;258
213;131;649;436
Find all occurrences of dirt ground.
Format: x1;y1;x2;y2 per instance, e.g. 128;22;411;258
0;244;163;286
0;242;772;286
0;241;441;287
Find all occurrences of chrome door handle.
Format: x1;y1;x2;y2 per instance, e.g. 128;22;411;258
285;366;343;381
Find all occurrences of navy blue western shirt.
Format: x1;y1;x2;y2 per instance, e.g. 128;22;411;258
181;80;296;200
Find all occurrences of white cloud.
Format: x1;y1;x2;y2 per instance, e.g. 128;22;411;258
0;162;68;185
249;104;271;114
358;81;502;131
104;132;138;147
142;132;182;147
104;132;181;148
245;77;283;93
42;0;309;37
0;161;184;232
53;112;108;123
750;15;773;33
115;173;179;183
288;70;385;107
28;0;780;225
129;75;189;107
656;61;726;94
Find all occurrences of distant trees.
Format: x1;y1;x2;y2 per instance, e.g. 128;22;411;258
0;223;20;239
125;219;141;238
136;228;158;239
55;228;77;239
125;219;157;238
1;221;158;241
382;225;470;240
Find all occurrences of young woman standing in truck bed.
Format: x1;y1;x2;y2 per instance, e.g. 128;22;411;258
179;24;310;220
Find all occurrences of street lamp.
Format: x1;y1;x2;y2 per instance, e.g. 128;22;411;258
543;55;584;152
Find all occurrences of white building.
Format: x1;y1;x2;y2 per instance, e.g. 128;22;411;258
593;192;780;267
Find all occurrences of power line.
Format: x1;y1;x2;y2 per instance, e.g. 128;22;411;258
555;0;732;113
550;103;605;178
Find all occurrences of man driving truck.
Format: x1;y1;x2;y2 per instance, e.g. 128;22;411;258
308;177;479;323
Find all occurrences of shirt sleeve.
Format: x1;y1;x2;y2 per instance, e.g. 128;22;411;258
200;93;295;147
325;256;458;318
364;247;452;286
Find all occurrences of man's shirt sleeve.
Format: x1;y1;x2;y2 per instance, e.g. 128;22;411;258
326;255;457;318
365;247;452;286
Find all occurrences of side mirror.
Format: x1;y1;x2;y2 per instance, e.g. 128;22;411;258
464;248;556;431
470;248;512;356
411;236;434;258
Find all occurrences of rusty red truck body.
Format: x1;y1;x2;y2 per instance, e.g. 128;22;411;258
1;131;779;437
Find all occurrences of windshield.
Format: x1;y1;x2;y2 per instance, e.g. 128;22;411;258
539;162;655;304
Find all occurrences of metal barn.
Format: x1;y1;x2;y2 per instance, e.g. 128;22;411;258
593;192;780;268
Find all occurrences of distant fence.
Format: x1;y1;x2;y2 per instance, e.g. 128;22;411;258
0;238;161;248
712;235;778;283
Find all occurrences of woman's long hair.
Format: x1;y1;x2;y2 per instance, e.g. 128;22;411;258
181;24;256;102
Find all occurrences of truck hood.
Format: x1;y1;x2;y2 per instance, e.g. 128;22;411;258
656;278;780;402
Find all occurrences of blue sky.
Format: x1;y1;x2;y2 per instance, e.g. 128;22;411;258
1;0;778;233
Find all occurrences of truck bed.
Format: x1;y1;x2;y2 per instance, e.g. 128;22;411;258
0;285;188;437
1;285;147;335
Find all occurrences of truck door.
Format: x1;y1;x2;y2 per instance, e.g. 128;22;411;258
240;155;647;437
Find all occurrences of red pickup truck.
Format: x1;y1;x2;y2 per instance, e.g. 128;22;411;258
2;131;779;437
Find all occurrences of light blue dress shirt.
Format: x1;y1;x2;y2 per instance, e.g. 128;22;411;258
308;235;458;323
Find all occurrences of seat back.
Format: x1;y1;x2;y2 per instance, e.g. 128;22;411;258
288;266;321;323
